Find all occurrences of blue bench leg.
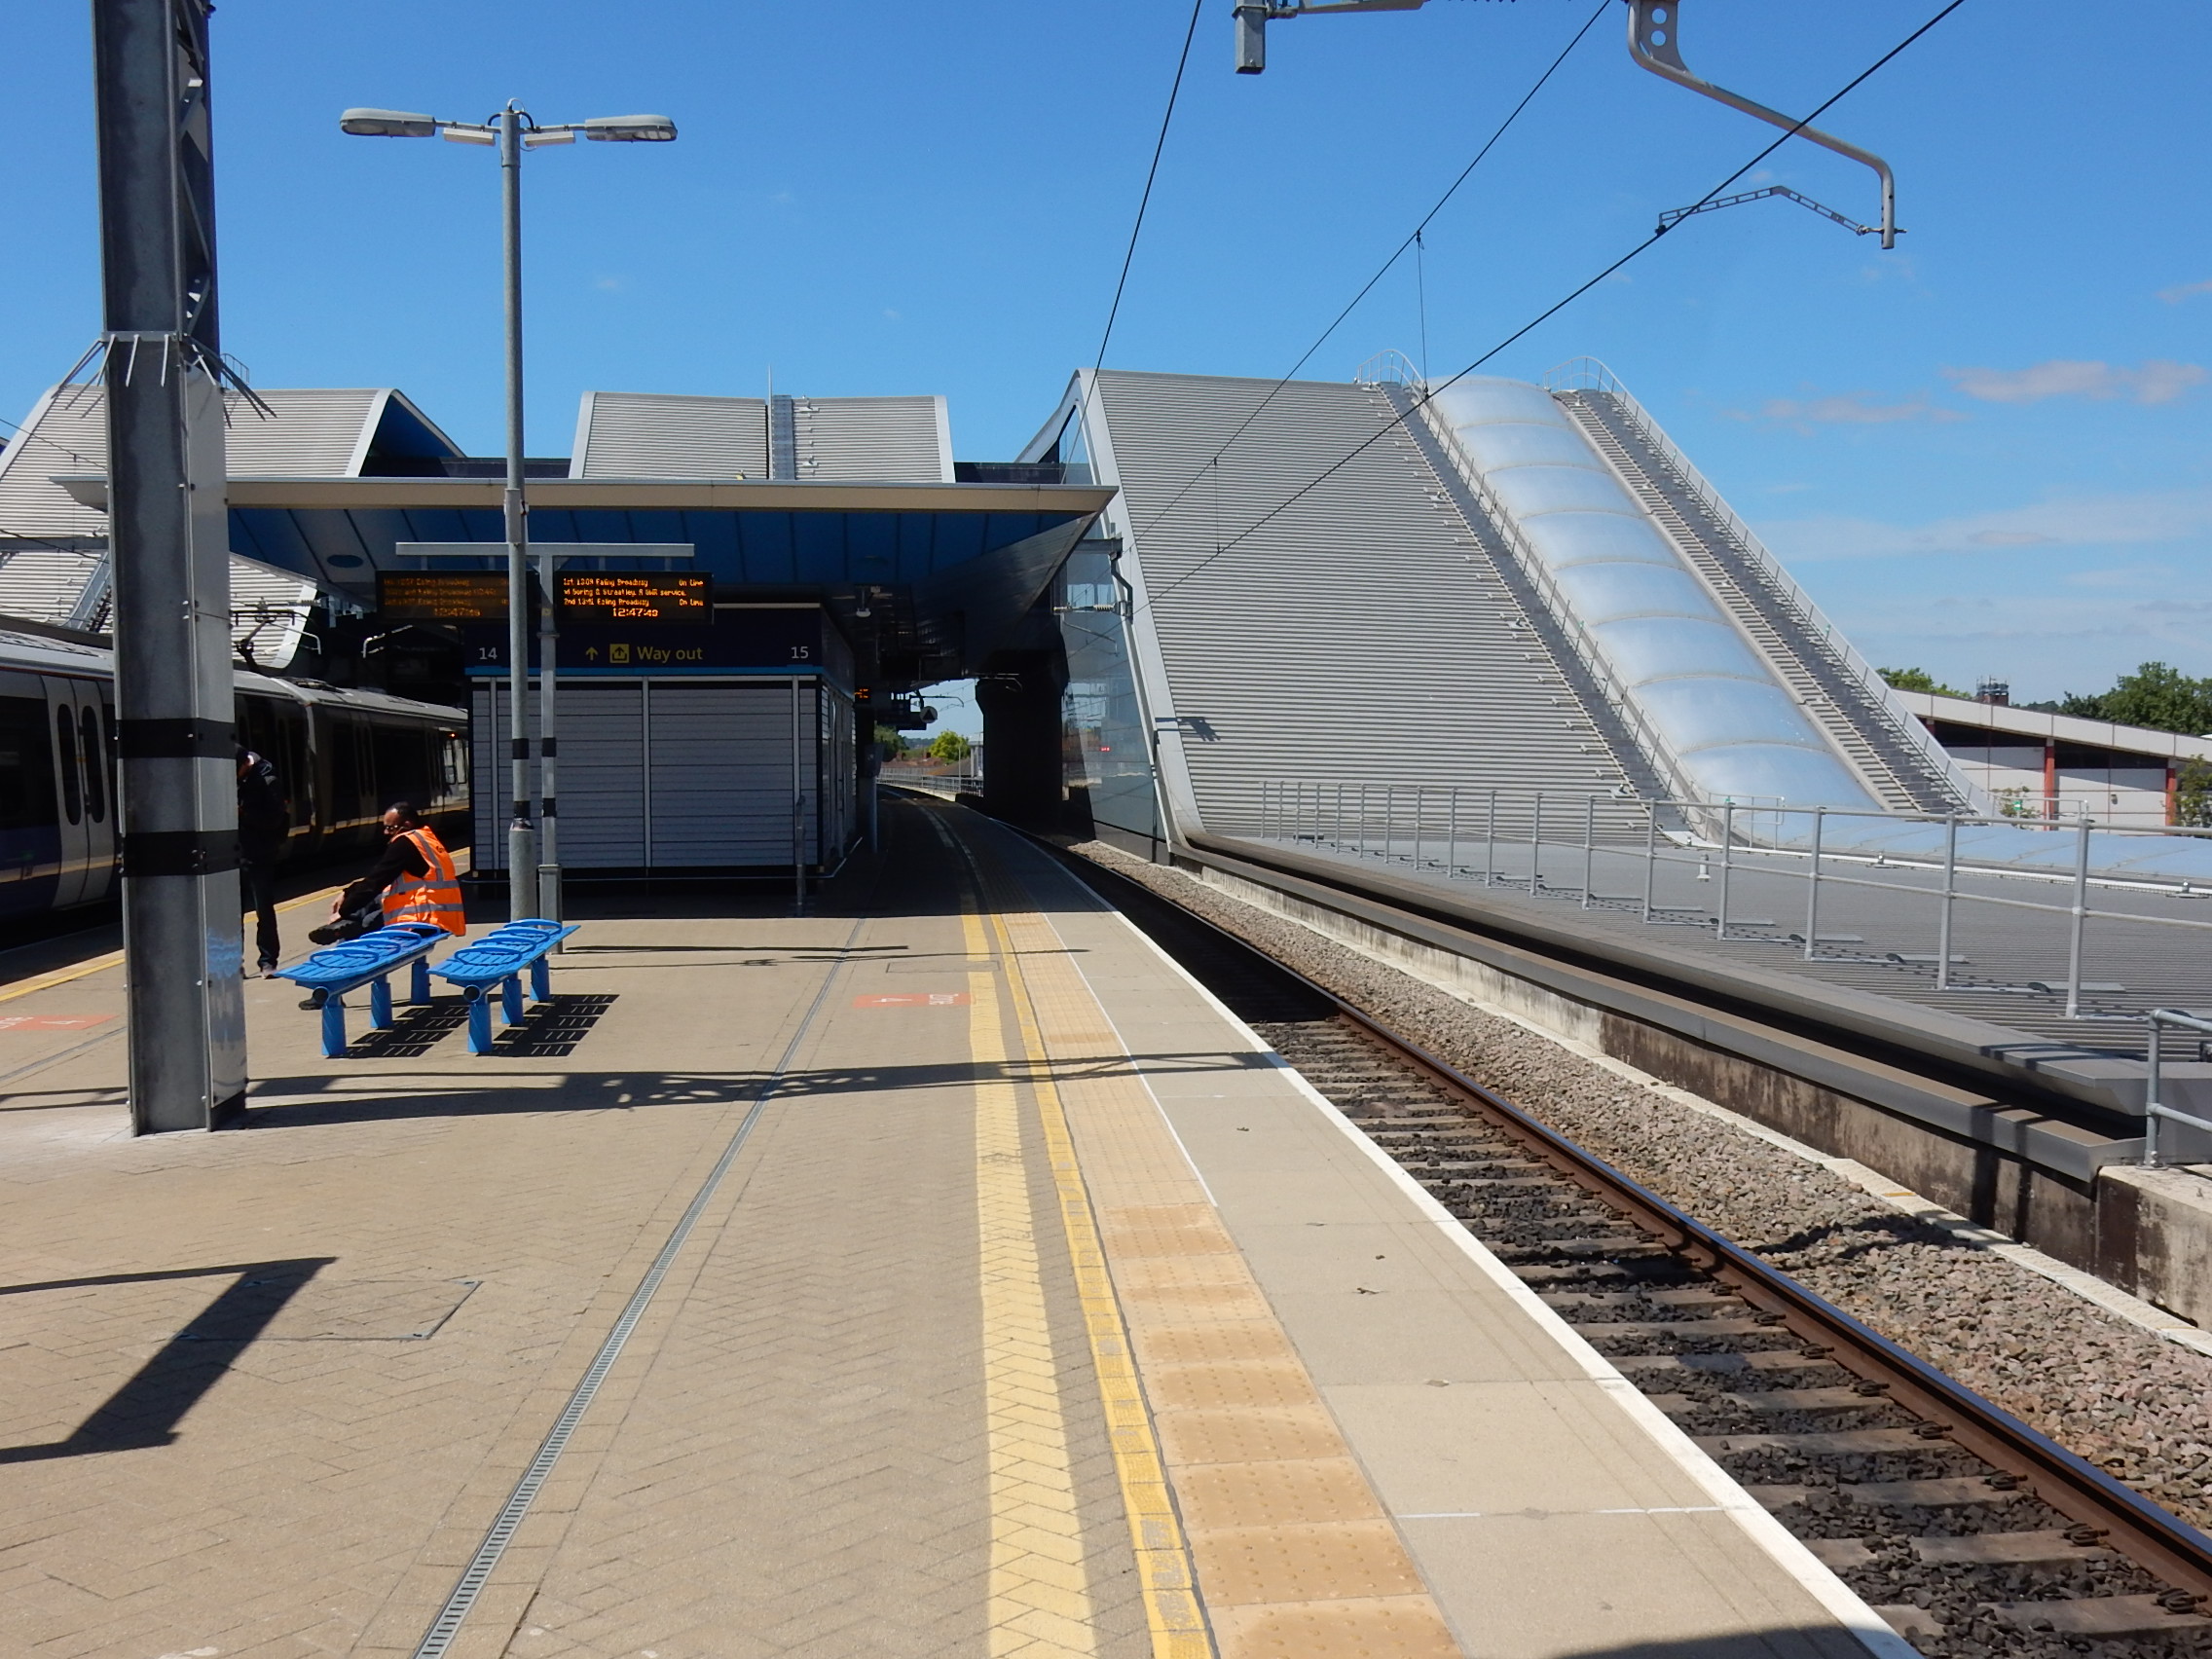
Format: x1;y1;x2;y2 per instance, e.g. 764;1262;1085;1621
531;954;550;1003
467;990;493;1055
320;993;347;1058
502;974;525;1026
410;957;430;1005
369;976;394;1030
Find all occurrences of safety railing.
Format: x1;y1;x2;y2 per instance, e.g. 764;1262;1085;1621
1542;355;1988;814
1256;780;2212;1055
1408;397;1706;823
2146;1010;2212;1167
888;769;982;798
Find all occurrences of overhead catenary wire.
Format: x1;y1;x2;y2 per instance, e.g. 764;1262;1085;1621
1126;0;1611;543
1136;0;1972;616
1089;0;1207;384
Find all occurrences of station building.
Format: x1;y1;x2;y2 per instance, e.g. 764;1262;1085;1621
0;381;1112;877
1889;685;2212;829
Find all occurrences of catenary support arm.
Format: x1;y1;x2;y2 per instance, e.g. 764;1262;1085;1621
1627;0;1899;248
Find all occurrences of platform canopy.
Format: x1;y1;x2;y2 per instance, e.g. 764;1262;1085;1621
24;384;1115;691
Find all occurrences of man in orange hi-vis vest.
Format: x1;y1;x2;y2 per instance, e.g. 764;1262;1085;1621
312;802;467;944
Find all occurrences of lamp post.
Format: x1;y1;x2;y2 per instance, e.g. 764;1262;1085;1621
340;103;676;924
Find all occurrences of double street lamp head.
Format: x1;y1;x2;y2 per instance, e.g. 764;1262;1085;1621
340;107;677;145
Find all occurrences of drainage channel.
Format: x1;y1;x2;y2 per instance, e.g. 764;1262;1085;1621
1059;846;2212;1659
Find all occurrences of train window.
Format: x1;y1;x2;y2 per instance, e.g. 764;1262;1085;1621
330;715;361;822
98;704;116;817
79;706;105;823
55;706;81;826
276;703;309;830
373;726;427;808
0;697;56;830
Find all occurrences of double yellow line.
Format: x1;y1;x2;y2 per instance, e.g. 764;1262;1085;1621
966;903;1213;1659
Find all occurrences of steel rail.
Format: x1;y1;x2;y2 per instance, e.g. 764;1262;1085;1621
1052;838;2212;1606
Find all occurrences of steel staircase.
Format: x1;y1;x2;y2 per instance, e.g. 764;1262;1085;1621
1555;387;1972;814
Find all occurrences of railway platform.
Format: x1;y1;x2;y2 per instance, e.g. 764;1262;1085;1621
0;796;1899;1659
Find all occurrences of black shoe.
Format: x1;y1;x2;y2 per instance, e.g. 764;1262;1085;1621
308;924;342;945
297;990;328;1011
257;959;278;979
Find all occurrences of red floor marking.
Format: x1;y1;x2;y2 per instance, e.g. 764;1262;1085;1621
852;993;972;1008
0;1014;115;1032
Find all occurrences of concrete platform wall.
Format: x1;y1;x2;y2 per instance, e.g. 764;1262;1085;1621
1179;858;2212;1337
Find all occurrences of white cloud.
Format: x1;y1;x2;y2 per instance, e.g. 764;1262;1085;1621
2157;279;2212;304
1943;358;2206;406
1755;487;2212;563
1745;390;1963;429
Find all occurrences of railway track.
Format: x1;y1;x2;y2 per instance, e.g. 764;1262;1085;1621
1059;843;2212;1658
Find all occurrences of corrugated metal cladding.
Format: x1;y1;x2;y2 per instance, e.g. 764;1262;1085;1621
1093;370;1632;835
569;391;951;483
570;391;769;479
787;396;952;483
0;550;106;625
0;545;319;658
471;679;853;869
0;386;391;542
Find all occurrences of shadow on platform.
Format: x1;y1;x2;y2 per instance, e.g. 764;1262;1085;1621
245;1048;1275;1127
0;1258;335;1465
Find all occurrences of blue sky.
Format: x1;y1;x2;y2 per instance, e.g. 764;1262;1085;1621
4;0;2206;713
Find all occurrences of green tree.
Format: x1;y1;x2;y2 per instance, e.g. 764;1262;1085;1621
1877;666;1967;698
873;724;906;760
928;730;973;763
2084;662;2212;736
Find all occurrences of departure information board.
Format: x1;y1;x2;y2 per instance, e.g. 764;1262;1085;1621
378;571;510;623
560;571;710;625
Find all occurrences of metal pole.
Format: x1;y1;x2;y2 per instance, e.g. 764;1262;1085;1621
1581;793;1595;908
1413;784;1424;870
499;106;535;924
793;675;806;905
1936;813;1959;990
2146;1014;2164;1167
787;677;805;911
1715;801;1735;939
1803;807;1824;959
1447;787;1458;879
2065;814;2091;1019
1530;791;1542;892
95;0;246;1132
1484;788;1496;886
1641;801;1658;922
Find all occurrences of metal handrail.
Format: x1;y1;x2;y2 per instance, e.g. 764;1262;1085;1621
1353;349;1421;388
1408;395;1706;826
2146;1009;2212;1168
1541;356;1993;817
1259;779;2212;1115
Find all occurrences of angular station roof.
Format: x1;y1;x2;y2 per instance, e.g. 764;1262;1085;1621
0;383;1113;687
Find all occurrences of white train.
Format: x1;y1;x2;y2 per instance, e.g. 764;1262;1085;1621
0;628;468;922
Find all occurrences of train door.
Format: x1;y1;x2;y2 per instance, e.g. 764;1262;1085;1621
46;677;114;906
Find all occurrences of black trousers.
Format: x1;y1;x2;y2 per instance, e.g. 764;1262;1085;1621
241;856;280;968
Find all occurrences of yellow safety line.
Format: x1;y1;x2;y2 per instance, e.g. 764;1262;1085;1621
972;903;1215;1659
0;884;345;1006
966;920;1099;1658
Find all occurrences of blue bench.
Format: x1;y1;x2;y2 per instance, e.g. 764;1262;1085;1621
429;920;580;1054
274;923;454;1057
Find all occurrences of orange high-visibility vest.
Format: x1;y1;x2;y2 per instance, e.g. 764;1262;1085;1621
380;826;466;936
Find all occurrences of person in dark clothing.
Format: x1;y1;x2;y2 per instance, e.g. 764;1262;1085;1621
236;747;290;976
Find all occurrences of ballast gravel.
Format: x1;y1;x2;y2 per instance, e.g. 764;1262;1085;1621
1070;841;2212;1535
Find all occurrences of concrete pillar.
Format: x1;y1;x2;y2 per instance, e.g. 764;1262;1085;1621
977;653;1066;830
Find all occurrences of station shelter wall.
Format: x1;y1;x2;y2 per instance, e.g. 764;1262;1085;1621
471;676;854;870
